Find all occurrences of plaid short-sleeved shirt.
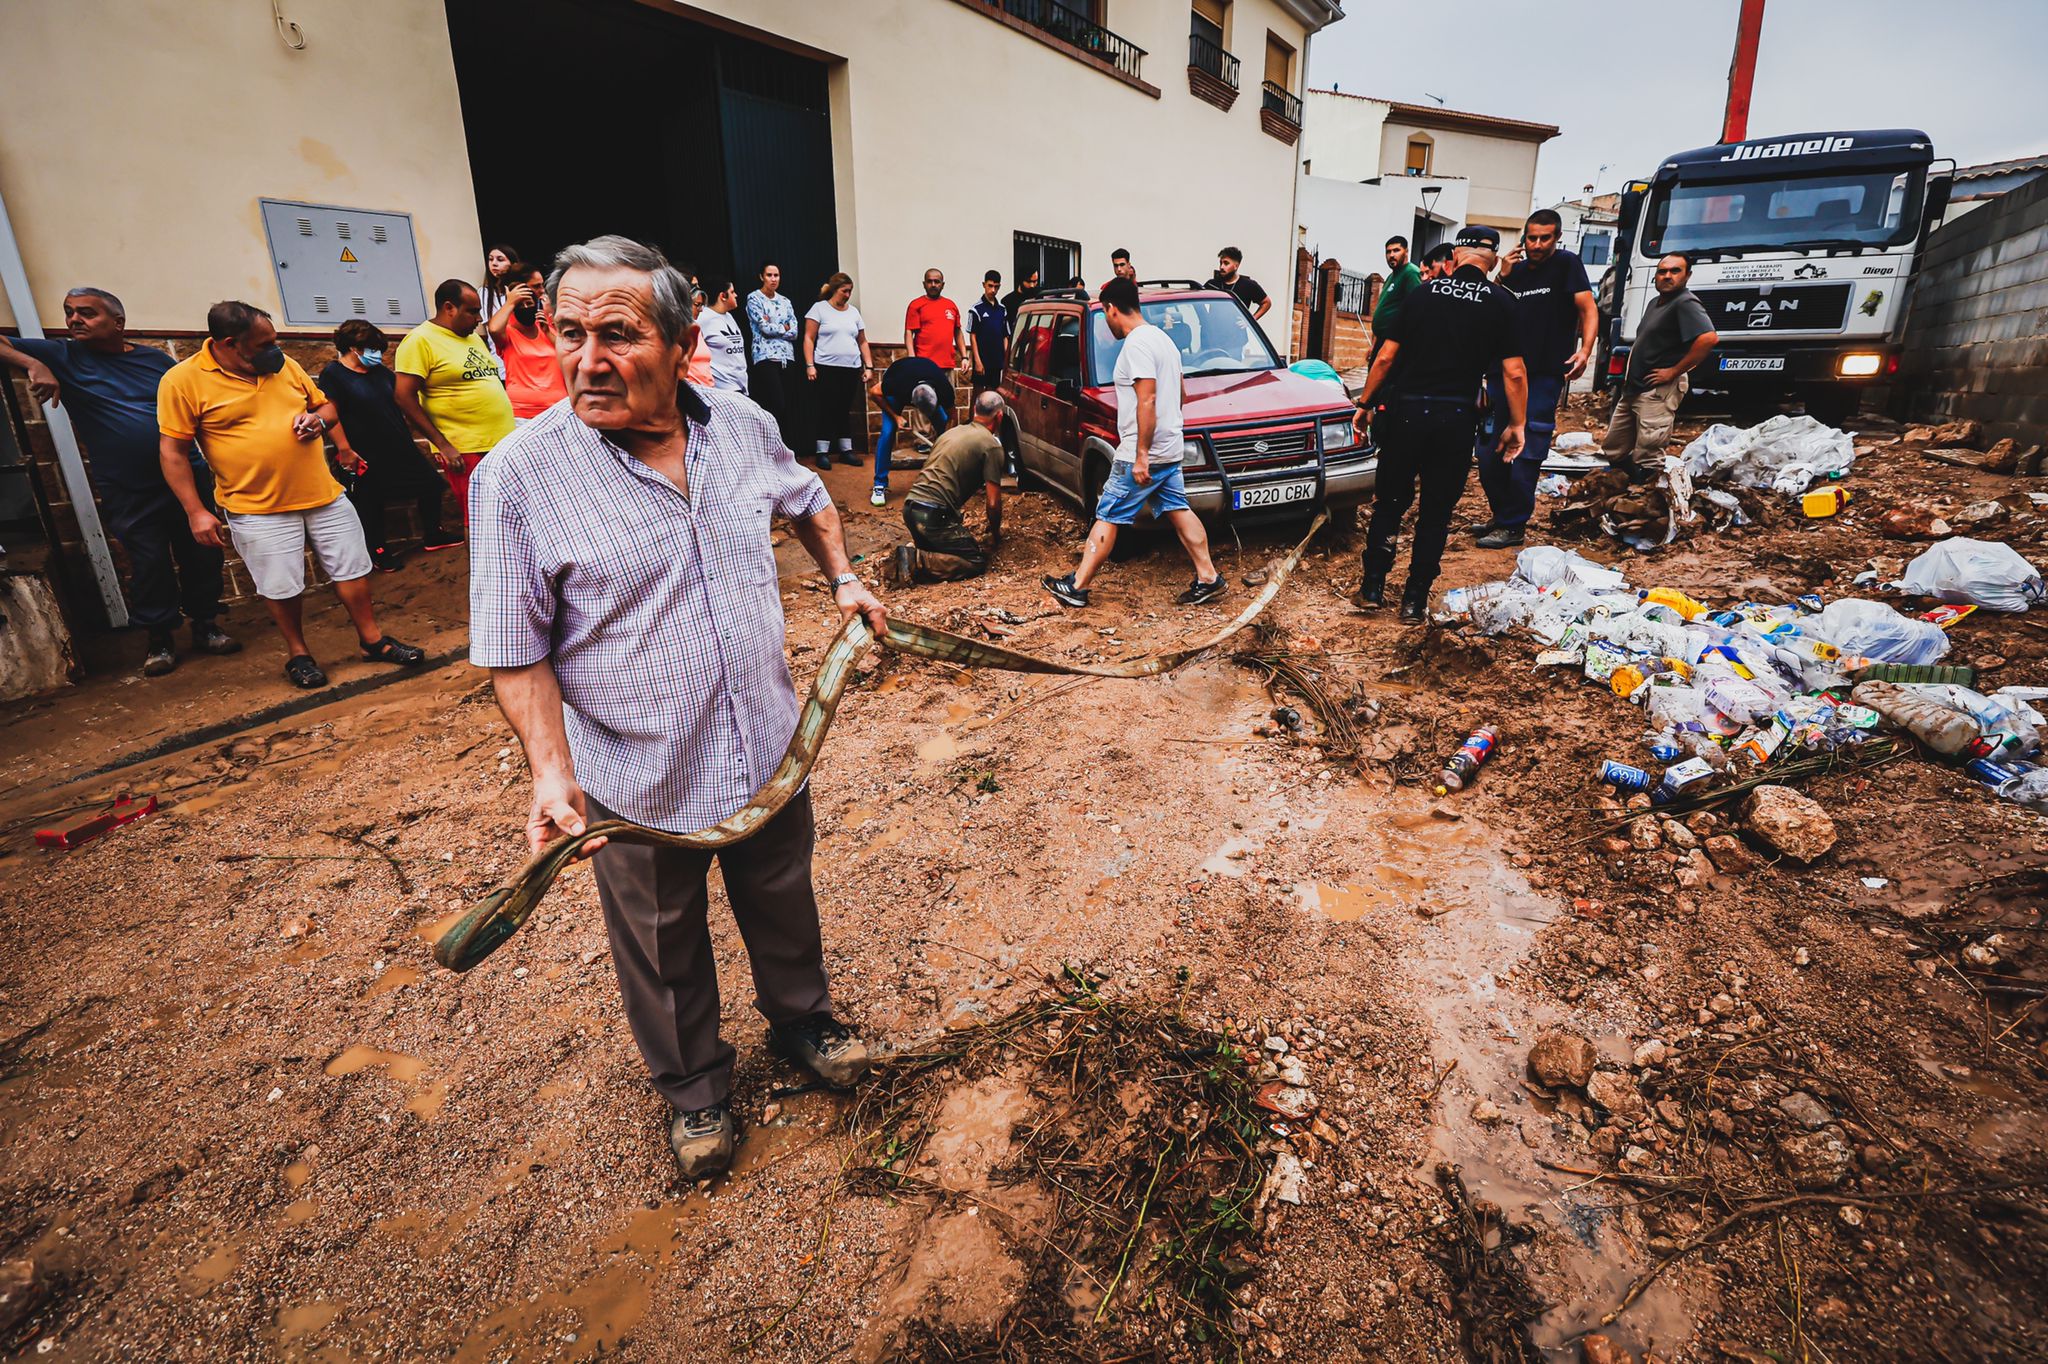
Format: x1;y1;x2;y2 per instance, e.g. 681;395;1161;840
468;384;831;832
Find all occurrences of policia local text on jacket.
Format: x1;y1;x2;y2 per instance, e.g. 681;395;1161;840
1349;227;1528;621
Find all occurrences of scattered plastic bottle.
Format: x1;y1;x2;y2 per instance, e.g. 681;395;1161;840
1645;730;1684;763
1438;726;1500;793
1850;680;1983;759
1599;759;1653;793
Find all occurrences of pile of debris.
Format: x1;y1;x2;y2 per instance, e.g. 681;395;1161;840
1441;542;2048;818
1903;417;2046;477
1548;415;1860;551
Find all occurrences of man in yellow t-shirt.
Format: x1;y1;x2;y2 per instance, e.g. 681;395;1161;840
158;300;427;689
394;278;516;521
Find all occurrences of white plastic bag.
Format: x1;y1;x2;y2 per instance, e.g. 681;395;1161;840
1899;538;2046;613
1812;598;1951;664
1553;431;1597;452
1514;546;1629;592
1682;414;1855;494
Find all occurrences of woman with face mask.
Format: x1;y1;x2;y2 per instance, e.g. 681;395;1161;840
319;319;460;570
486;262;569;422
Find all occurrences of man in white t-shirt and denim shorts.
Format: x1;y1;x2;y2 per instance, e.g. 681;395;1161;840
1043;278;1224;609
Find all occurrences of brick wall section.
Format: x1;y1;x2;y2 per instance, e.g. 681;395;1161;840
1899;173;2048;443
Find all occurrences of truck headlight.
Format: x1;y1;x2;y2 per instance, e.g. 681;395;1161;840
1838;352;1883;377
1182;438;1207;466
1320;417;1358;451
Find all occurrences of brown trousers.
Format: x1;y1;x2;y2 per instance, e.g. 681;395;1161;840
588;790;832;1112
1601;373;1689;471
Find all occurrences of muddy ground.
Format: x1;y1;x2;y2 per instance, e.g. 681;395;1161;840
2;397;2045;1363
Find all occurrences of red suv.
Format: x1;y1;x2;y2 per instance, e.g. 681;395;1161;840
999;282;1373;525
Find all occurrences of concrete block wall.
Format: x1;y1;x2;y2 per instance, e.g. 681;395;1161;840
1899;173;2048;442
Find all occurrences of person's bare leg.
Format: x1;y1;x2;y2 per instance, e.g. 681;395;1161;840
330;575;384;647
1164;509;1218;582
1070;519;1121;589
263;595;311;657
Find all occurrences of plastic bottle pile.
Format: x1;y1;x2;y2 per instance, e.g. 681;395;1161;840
1443;547;2048;814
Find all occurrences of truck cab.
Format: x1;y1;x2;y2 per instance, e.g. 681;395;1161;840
1000;283;1373;525
1609;128;1952;421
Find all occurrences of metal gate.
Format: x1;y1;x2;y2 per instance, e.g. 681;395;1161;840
718;46;838;301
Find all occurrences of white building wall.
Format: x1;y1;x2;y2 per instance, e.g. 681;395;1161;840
1378;119;1542;229
686;0;1323;349
1297;177;1469;277
1299;90;1392;183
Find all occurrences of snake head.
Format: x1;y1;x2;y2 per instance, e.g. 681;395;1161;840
430;885;523;973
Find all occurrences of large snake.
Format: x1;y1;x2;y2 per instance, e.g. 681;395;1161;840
431;511;1327;972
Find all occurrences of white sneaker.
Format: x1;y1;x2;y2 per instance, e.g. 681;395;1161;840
869;487;886;507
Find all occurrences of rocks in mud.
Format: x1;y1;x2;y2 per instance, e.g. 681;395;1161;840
1470;1099;1503;1126
1703;834;1761;876
1778;1091;1833;1129
1776;1125;1856;1189
1952;498;2010;531
1581;1332;1632;1364
1741;785;1837;862
1527;1030;1598;1090
1674;848;1715;889
1877;505;1952;540
1904;418;1983;448
1627;818;1661;852
1631;1038;1669;1070
1262;1150;1307;1206
1659;817;1699;852
1585;1070;1646;1121
279;914;312;940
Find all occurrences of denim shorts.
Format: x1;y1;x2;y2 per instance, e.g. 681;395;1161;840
1093;460;1189;525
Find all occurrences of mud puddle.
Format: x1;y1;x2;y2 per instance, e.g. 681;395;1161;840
1380;798;1704;1358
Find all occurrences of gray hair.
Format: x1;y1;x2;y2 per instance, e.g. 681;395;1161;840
972;391;1006;419
546;234;696;346
65;286;125;321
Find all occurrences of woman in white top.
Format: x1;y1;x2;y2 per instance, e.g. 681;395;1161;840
803;272;873;469
479;243;519;356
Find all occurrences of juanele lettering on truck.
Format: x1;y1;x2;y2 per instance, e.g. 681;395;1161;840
1605;128;1953;423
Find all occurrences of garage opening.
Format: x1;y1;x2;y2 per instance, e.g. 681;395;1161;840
444;0;839;298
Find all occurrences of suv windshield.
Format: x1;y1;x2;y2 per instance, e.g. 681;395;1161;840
1644;167;1925;255
1088;298;1279;385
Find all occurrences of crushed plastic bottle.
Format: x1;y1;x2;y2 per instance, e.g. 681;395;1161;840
1850;680;1982;758
1970;760;2048;813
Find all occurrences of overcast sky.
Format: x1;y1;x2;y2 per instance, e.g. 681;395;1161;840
1307;0;2048;208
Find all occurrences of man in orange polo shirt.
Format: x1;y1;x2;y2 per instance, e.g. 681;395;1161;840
158;301;428;690
903;267;963;395
486;261;568;421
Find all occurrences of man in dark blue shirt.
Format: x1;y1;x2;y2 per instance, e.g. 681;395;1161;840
967;271;1009;396
1348;226;1527;621
0;287;239;675
1472;209;1596;548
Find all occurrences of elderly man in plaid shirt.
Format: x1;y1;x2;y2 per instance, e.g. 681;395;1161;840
470;235;887;1179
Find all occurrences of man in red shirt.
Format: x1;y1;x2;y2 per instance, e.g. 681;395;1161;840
487;263;568;421
903;268;963;389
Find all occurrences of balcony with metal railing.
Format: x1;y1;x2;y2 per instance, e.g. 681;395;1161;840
1259;79;1302;143
1186;30;1240;110
996;0;1145;81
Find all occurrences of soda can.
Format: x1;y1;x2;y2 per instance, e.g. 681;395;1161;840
1439;726;1501;792
1599;760;1653;792
1966;757;2025;789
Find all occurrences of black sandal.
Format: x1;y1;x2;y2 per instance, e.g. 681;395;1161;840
360;635;426;666
284;654;327;689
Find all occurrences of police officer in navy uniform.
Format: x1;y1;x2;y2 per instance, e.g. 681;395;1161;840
1349;225;1528;622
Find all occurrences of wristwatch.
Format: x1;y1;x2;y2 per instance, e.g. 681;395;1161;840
830;572;861;590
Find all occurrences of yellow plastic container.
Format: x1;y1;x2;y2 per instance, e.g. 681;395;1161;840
1610;664;1647;697
1802;486;1852;518
1642;587;1707;621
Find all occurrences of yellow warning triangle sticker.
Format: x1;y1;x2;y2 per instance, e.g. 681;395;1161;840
339;247;358;263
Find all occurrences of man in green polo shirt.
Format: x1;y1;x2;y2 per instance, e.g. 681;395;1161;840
896;391;1007;583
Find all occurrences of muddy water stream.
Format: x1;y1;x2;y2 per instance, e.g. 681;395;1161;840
1361;798;1702;1358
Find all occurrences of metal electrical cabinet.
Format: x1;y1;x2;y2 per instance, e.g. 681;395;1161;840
258;199;429;331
